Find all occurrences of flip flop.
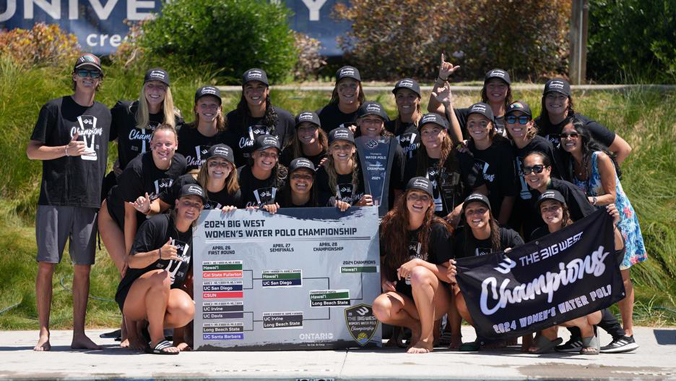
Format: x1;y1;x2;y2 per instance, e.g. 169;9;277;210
147;339;179;355
529;335;563;354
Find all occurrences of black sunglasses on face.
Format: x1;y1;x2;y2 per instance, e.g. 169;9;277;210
76;70;101;79
523;164;545;175
506;115;531;125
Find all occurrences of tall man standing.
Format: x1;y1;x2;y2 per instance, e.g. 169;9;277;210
26;54;112;351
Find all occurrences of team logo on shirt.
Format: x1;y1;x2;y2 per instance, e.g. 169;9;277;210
337;183;355;203
186;145;210;167
165;238;191;285
240;125;272;155
152;178;174;199
473;160;494;182
252;186;277;207
70;115;103;161
426;167;443;212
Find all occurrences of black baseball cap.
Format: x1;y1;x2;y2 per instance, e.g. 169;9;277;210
357;101;389;120
406;177;433;197
506;101;532;117
206;144;234;164
144;68;170;86
295;111;321;128
536;190;567;210
463;193;491;212
484;69;511;85
289;157;316;174
335;66;361;82
392;78;421;98
242;68;269;87
179;184;206;203
195;86;222;104
419;113;449;130
73;53;103;74
328;127;355;145
253;135;280;152
467;102;495;124
544;78;571;97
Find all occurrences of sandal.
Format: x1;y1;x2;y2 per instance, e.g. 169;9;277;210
528;335;563;354
580;335;600;355
147;339;179;355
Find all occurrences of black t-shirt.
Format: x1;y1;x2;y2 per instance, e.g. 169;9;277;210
523;177;595;240
535;112;615;149
116;214;193;306
315;165;365;207
177;124;227;171
317;102;358;134
110;100;184;170
512;135;565;202
159;174;243;210
385;120;421;160
466;139;518;217
237;165;285;208
108;152;187;224
455;107;506;138
279;144;327;168
31;96;112;209
404;152;484;216
453;225;524;259
223;106;294;167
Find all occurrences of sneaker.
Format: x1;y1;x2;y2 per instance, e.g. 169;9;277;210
556;337;584;352
601;335;639;353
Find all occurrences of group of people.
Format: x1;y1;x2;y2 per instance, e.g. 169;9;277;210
27;53;646;356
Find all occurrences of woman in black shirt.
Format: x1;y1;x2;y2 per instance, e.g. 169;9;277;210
386;78;423;160
317;66;366;133
279;111;328;168
279;158;318;208
116;184;205;354
373;177;454;354
237;135;286;213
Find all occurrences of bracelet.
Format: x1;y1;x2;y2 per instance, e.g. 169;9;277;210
65;146;69;157
436;76;448;83
158;248;162;260
592;196;598;206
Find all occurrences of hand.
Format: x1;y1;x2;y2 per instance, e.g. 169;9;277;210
261;203;279;214
445;207;462;227
347;124;357;134
432;81;453;107
397;258;420;281
606;203;620;225
221;205;237;213
381;279;397;292
335;200;351;212
159;238;181;261
445;259;457;284
438;53;461;81
318;157;328;167
131;192;151;214
65;132;86;157
356;194;374;207
455;140;471;154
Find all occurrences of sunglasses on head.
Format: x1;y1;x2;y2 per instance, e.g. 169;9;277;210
506;115;531;125
76;69;101;79
523;164;545;175
560;132;580;139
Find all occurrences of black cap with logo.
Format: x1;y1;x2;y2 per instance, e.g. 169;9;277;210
419;113;449;130
406;177;434;197
467;102;495;124
206;144;234;164
195;86;222;104
543;78;571;97
335;66;361;82
392;78;421;98
463;193;492;212
295;111;321;128
506;101;532;117
289;157;316;174
242;68;269;87
73;53;103;74
328;127;355;145
253;135;281;152
536;189;566;210
357;101;389;120
144;68;170;86
179;184;207;203
484;69;511;85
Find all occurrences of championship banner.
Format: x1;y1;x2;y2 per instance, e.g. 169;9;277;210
455;210;625;340
355;136;397;217
192;207;382;350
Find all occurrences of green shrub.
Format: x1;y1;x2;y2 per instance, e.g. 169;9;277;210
333;0;570;81
588;0;676;83
0;23;80;69
139;0;297;84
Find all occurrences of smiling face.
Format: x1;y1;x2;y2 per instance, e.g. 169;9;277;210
420;124;445;150
150;129;178;166
467;113;492;142
207;157;233;182
464;201;490;230
144;81;167;108
195;96;221;123
540;199;564;227
336;78;360;106
252;147;278;171
296;122;319;146
544;92;569;118
485;78;508;103
72;69;102;92
357;116;385;138
395;88;420;116
329;140;355;163
243;81;269;107
176;195;204;222
559;123;582;153
290;168;314;196
505;110;533;140
406;190;433;216
523;154;552;191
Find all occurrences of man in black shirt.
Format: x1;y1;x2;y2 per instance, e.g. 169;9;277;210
26;54;111;351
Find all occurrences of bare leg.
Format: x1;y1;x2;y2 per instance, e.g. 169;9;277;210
98;202;128;274
618;269;634;336
71;264;101;349
408;266;451;353
373;292;422;348
34;262;55;351
447;287;463;349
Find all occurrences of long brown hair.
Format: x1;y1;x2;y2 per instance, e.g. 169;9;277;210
325;143;360;195
463;206;502;254
416;129;458;176
291;127;328;160
196;157;240;195
380;189;453;279
329;81;366;106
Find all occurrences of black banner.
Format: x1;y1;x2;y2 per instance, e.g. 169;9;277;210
456;210;625;340
355;136;397;217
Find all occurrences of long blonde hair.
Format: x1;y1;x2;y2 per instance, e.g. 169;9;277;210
197;158;240;195
325;144;360;195
136;83;180;129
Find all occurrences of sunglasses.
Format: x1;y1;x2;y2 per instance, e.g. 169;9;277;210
506;115;531;125
560;132;580;139
523;164;546;175
76;70;101;79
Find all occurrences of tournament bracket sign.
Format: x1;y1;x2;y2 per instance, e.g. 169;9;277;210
193;207;382;350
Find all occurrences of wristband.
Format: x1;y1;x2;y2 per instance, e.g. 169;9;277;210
438;76;449;82
158;248;162;260
65;146;69;157
592;196;598;206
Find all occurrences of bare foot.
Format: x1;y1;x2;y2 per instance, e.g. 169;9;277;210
449;334;463;350
120;338;130;348
407;339;433;354
34;334;51;351
175;342;192;351
71;333;102;350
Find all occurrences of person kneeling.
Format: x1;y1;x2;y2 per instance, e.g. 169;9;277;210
373;177;454;354
115;185;205;354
